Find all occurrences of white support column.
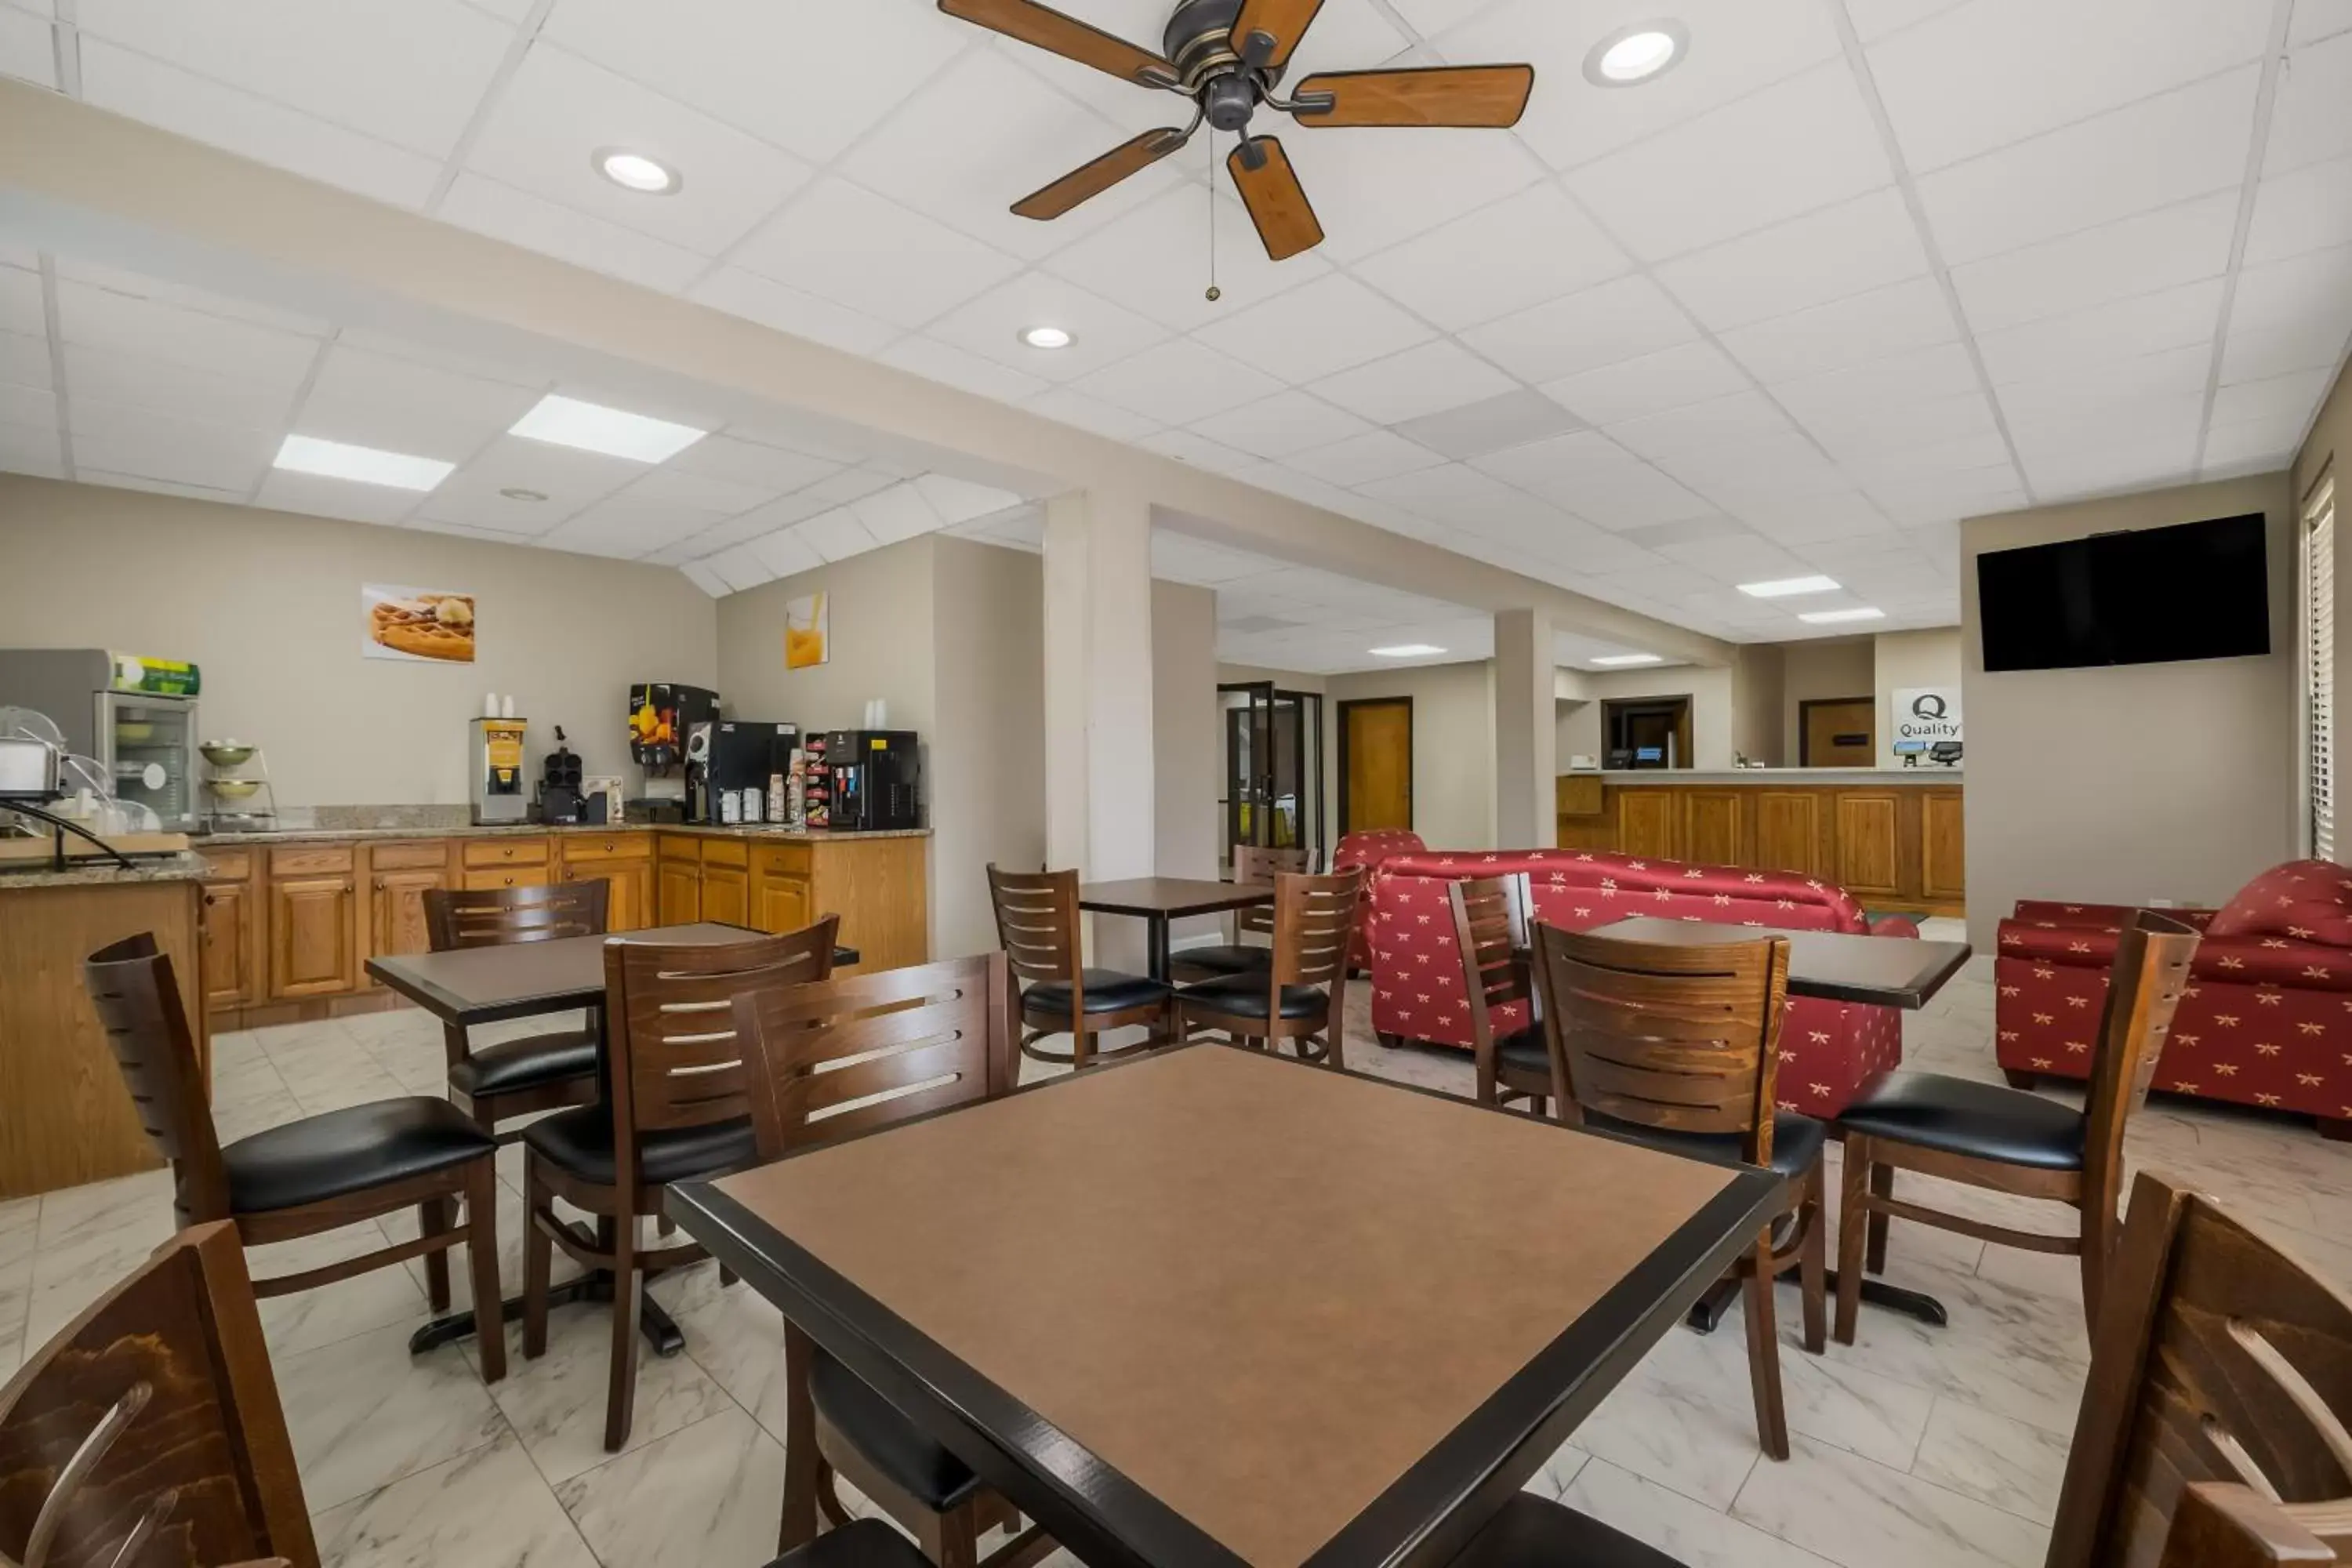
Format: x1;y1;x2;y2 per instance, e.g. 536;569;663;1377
1494;607;1557;848
1042;488;1156;881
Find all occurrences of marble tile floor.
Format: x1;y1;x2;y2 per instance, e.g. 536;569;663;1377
3;919;2348;1568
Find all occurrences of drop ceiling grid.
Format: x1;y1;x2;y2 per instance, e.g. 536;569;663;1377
2;0;2350;643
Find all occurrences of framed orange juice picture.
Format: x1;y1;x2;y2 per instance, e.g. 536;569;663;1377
786;591;829;669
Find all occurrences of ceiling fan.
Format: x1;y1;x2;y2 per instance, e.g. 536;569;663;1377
938;0;1535;262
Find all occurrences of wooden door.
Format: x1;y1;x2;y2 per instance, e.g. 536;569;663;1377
1340;699;1412;833
1834;793;1903;898
657;857;701;924
1921;789;1966;903
199;877;256;1009
370;869;446;962
1802;699;1876;767
702;863;750;927
753;870;811;935
1617;789;1679;858
270;875;356;998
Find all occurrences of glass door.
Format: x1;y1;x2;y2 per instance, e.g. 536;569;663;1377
100;692;199;830
1219;683;1325;872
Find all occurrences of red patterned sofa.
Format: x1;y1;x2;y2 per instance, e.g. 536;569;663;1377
1334;829;1427;972
1996;860;2352;1140
1364;848;1916;1119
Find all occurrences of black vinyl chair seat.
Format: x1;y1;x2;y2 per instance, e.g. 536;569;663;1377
223;1098;497;1214
1172;942;1272;976
448;1027;601;1098
1835;1071;2086;1171
1022;968;1170;1017
1177;975;1330;1020
1581;1107;1828;1181
1448;1494;1679;1566
521;1105;758;1188
770;1519;934;1568
1495;1028;1551;1081
809;1349;983;1512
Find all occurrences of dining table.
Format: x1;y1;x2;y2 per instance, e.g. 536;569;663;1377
365;920;861;1359
672;1043;1784;1568
1078;877;1276;982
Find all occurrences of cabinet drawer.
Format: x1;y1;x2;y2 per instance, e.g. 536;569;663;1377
368;840;448;871
750;842;811;878
463;837;550;868
270;844;354;877
560;832;650;863
201;849;252;881
701;837;750;869
462;867;550;891
655;833;703;864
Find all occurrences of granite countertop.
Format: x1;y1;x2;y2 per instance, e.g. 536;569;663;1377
0;851;211;890
1581;768;1965;785
198;822;930;846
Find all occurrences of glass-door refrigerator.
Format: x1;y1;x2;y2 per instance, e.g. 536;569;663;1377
0;649;202;830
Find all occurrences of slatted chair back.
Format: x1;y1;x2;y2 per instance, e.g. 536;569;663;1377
81;937;228;1227
985;865;1080;988
2078;911;2200;1229
602;921;838;1185
2050;1172;2352;1568
1269;868;1363;990
424;879;608;952
1528;923;1791;1164
1232;845;1308;938
738;953;1018;1159
0;1221;317;1568
1446;873;1534;1041
2157;1483;2347;1566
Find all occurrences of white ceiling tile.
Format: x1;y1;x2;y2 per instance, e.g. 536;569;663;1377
1866;465;2030;525
1350;183;1629;332
1606;390;1795;461
853;482;944;546
2221;244;2352;381
0;264;41;339
1071;336;1287;426
841;48;1178;264
2294;0;2352;45
618;464;777;516
2008;390;2207;468
1654;187;1930;332
684;267;900;357
1472;431;1713;528
1732;489;1899;545
1973;278;2224;384
1459;274;1697;385
1187;390;1371;460
0;329;52;394
77;0;514;156
1285;430;1444;486
794;506;881;562
2266;25;2352;175
1653;532;1812;585
2020;426;2201;499
1917;66;2259;267
52;259;330;335
58;343;297;434
1565;63;1892;262
2203;410;2310;473
681;492;836;556
1998;344;2212;434
296;343;541;460
1392;389;1584;460
679;559;730;597
804;466;899;505
1023;386;1163;441
1717;277;1958;385
1137;429;1259;475
1773;342;1982;423
68;399;278;493
542;0;968;165
2210;367;2332;429
414;435;644;533
79;39;441;208
1950;191;2238;334
1657;429;1849;499
706;541;777;591
1838;429;2017;485
436;173;712;294
1541;341;1749;426
2245;154;2352;264
0;382;55;430
464;43;813;256
1192;272;1434;382
1802;388;2001;459
55;280;319;385
746;524;826;579
76;467;242;504
913;474;1023;525
879;336;1052;404
1868;0;2270;172
0;5;54;88
731;177;1022;330
918;270;1169;383
1313;339;1519;426
251;468;423;526
1281;123;1548;263
543;494;732;557
1353;461;1548;524
668;434;841;494
1039;180;1332;336
1845;0;1969;41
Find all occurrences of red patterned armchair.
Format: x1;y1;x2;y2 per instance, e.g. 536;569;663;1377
1364;848;1915;1119
1996;860;2352;1140
1335;829;1426;973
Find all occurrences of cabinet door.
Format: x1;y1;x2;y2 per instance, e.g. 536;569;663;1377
1617;789;1679;859
200;878;257;1009
371;869;448;964
1753;793;1822;878
754;872;811;936
561;861;653;932
702;863;750;927
271;874;357;998
1833;793;1904;898
1921;790;1966;904
1682;790;1744;866
621;863;655;932
657;859;701;925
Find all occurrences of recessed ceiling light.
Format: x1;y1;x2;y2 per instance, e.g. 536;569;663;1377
1799;607;1887;625
1370;643;1446;658
1020;325;1075;350
1584;20;1687;86
593;147;681;195
1591;653;1663;666
1738;575;1842;599
498;487;550;503
509;394;706;463
273;434;453;492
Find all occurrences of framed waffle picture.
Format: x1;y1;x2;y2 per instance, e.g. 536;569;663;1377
363;583;477;663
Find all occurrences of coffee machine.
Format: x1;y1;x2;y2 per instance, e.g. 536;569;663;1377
688;720;797;823
470;716;528;824
820;730;920;832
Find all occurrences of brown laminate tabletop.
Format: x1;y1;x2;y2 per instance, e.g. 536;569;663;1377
1587;916;1973;1009
366;922;858;1025
1077;877;1274;920
672;1044;1783;1568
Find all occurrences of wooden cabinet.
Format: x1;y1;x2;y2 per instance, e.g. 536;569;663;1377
559;833;653;932
1833;793;1903;898
655;835;702;924
366;840;450;981
1682;791;1744;866
198;851;258;1011
269;845;358;1000
1920;789;1966;905
462;866;548;892
751;844;813;936
701;862;750;926
1752;792;1822;878
1617;790;1679;859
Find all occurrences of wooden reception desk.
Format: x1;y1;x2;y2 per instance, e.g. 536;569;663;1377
1555;769;1964;917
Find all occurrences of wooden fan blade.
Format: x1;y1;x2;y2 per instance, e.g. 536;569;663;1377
1290;64;1535;127
938;0;1177;87
1227;136;1323;262
1013;127;1192;220
1230;0;1327;71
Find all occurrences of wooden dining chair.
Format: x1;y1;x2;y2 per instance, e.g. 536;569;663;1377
735;953;1046;1568
1528;922;1824;1461
519;919;837;1452
2047;1171;2352;1567
0;1221;318;1568
985;864;1169;1070
1174;867;1363;1069
2157;1483;2347;1566
423;880;610;1137
1832;910;2198;1343
1170;844;1308;983
83;934;505;1381
1446;873;1551;1115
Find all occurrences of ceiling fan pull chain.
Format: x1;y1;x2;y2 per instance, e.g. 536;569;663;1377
1205;132;1222;303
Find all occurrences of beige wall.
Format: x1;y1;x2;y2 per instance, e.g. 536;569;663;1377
0;474;716;804
719;537;939;742
1782;637;1877;763
1155;582;1221;942
1330;660;1497;849
1555;665;1737;771
1961;473;2298;946
1874;626;1964;768
929;537;1045;956
1731;644;1786;766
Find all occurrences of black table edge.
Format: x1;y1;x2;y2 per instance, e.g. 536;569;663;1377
1584;918;1974;1011
365;934;864;1025
668;1042;1786;1568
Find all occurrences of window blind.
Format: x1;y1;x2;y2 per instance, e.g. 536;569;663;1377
2310;481;2336;862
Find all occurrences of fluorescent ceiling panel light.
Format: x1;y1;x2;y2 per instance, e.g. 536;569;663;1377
1591;653;1663;666
1370;643;1446;657
1798;607;1886;624
509;394;706;463
1737;575;1841;598
272;434;453;492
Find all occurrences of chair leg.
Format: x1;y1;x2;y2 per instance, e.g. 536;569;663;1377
1072;1025;1093;1070
2079;1199;2115;1334
919;1509;981;1568
1798;1163;1827;1356
1742;1234;1789;1461
605;1213;640;1453
463;1159;506;1383
521;1160;553;1360
1835;1138;1870;1345
1866;1163;1893;1276
419;1195;453;1312
779;1320;821;1555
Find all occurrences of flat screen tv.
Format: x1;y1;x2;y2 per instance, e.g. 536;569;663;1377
1976;511;2271;672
